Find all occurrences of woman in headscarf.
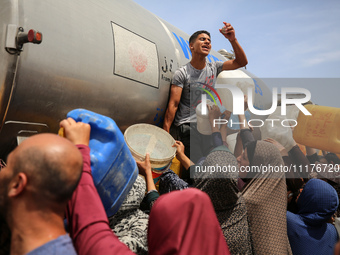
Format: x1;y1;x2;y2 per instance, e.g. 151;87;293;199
193;146;254;255
287;178;339;255
237;115;292;255
158;106;254;254
148;188;231;255
109;175;149;255
109;152;162;255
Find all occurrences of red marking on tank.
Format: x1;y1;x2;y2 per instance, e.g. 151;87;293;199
129;43;148;73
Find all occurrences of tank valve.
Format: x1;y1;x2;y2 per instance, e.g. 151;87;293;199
16;27;43;49
5;25;43;54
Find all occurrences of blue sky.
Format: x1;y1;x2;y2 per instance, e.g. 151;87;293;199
133;0;340;107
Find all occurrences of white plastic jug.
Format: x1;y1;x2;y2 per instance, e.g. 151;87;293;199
196;99;216;135
216;70;255;112
260;105;300;151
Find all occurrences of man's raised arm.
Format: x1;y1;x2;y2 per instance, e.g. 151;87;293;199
219;22;248;70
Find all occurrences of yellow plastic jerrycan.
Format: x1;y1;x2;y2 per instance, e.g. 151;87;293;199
293;104;340;154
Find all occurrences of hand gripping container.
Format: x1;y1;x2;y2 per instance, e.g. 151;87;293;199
67;109;138;217
196;99;215;135
293;104;340;154
124;123;176;174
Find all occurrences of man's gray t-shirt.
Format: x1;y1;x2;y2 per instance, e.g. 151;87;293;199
172;61;224;126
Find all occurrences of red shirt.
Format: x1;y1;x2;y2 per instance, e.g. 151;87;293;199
65;145;135;255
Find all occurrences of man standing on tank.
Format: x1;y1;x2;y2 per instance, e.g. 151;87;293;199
163;22;248;163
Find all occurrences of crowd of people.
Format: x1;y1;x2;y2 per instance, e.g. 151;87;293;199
0;22;339;255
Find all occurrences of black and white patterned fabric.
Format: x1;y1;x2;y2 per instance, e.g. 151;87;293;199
157;146;254;255
109;175;148;255
242;141;292;255
159;169;189;195
193;147;254;255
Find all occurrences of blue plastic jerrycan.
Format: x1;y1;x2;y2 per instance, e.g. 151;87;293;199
67;109;138;217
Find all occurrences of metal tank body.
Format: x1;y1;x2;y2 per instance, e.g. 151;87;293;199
0;0;270;158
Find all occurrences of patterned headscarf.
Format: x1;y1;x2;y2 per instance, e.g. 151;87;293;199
109;175;148;255
159;170;189;194
193;146;254;255
193;148;239;209
242;141;292;255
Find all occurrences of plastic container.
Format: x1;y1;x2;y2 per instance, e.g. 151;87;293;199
226;132;238;154
293;104;340;154
67;109;138;217
216;69;255;112
196;100;251;134
228;111;251;130
169;156;181;177
124;123;176;173
260;105;300;151
196;99;215;135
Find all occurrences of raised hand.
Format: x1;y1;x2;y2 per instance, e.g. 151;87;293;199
60;117;91;146
219;22;236;42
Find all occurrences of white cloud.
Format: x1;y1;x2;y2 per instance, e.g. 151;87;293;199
302;50;340;67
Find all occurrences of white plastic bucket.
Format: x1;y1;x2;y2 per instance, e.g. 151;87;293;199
260;105;300;150
226;132;238;154
124;124;177;173
216;70;255;112
196;99;216;135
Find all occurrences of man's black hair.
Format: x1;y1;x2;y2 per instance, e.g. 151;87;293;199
189;30;211;44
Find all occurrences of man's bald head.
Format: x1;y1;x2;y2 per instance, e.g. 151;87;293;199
9;133;83;205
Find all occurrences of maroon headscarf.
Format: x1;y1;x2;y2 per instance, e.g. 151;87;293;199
148;188;231;255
